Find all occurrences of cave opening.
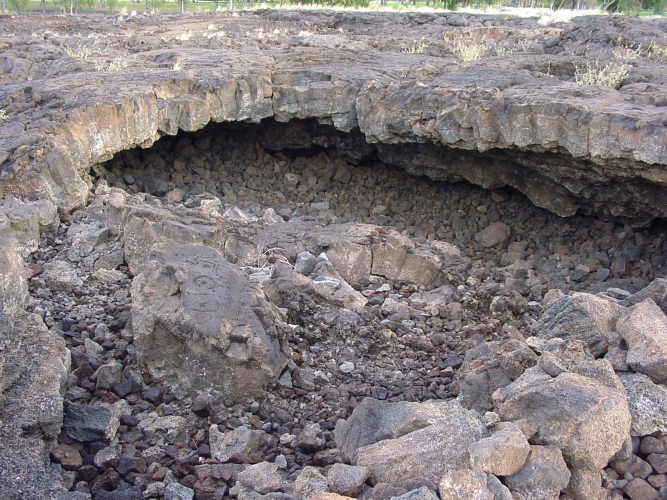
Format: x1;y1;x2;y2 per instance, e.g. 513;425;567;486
93;117;667;295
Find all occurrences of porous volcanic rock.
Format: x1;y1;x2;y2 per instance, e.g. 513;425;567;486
1;14;667;225
131;242;289;400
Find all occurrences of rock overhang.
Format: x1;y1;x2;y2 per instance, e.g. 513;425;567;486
1;12;667;226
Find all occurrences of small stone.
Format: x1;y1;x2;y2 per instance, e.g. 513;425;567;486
237;461;284;494
339;362;355;374
474;222;511;248
164;482;195;500
647;454;667;474
50;443;83;471
595;268;611;281
94;446;119;469
624;478;661;500
142;387;162;406
327;463;370;497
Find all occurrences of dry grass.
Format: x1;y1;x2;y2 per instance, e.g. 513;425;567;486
95;57;128;72
401;39;428;54
575;60;629;89
454;40;489;61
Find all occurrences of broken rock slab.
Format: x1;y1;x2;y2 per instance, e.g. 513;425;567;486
353;402;485;490
616;298;667;384
456;338;538;414
618;372;667;437
334;397;474;462
496;366;631;470
132;243;289;401
535;292;625;357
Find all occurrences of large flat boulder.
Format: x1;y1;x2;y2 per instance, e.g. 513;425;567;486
334;398;472;462
132;243;289;401
352;402;484;490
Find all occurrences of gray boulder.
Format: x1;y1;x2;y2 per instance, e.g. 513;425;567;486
496;367;631;470
438;469;492;500
327;464;370;497
621;278;667;314
237;461;284;494
209;425;270;464
115;202;227;276
132;243;289;400
616;299;667;384
474;222;511;248
535;292;625;357
335;398;473;462
618;372;667;437
267;261;367;311
354;403;484;489
468;425;531;477
504;445;571;500
292;466;328;500
457;339;538;413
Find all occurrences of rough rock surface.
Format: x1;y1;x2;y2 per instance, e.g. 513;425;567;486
132;242;289;400
1;17;667;495
0;312;70;498
618;373;667;437
504;445;571;500
496;367;631;469
535;292;625;356
353;402;485;489
1;14;667;226
335;398;474;461
616;298;667;384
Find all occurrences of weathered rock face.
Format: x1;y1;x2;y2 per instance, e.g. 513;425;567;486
457;338;538;413
2;14;667;225
496;366;631;470
343;399;485;489
535;292;625;357
0;312;70;498
616;299;667;384
131;242;289;400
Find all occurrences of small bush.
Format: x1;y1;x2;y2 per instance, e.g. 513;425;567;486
575;60;629;89
64;44;94;60
95;57;128;72
495;43;516;57
648;39;667;62
454;40;488;62
401;40;427;54
172;58;185;71
613;42;642;61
